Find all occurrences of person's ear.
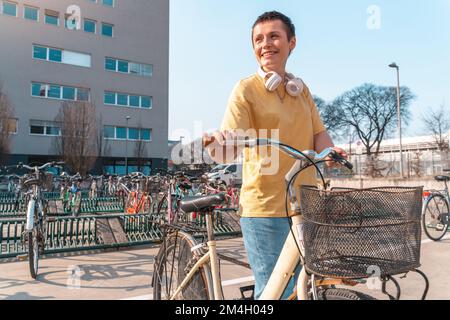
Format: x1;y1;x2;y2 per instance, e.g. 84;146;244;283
289;36;297;55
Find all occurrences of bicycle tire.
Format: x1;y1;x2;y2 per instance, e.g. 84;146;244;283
153;231;211;300
28;230;39;279
422;193;449;241
316;288;377;300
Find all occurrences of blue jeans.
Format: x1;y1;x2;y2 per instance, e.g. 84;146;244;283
240;217;301;300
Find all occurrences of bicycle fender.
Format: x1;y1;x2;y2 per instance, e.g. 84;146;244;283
26;200;36;231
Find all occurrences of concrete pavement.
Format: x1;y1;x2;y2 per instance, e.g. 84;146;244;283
0;235;449;300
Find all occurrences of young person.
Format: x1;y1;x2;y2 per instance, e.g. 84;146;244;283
204;11;347;300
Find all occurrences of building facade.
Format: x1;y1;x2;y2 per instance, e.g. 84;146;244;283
0;0;169;174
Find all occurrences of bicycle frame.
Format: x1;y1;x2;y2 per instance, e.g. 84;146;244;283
165;213;223;300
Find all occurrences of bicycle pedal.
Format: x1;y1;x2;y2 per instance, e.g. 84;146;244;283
17;254;28;262
436;224;445;231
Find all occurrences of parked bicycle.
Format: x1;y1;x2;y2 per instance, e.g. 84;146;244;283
152;138;428;300
60;172;82;216
2;162;63;279
422;169;450;241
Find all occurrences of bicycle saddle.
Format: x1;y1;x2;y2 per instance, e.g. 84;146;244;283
179;193;226;213
435;175;450;182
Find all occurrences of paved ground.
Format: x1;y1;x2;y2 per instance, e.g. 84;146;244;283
0;234;450;300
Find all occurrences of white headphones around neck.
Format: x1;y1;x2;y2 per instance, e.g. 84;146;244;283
257;67;304;97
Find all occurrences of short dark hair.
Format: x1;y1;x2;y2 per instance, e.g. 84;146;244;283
252;11;296;40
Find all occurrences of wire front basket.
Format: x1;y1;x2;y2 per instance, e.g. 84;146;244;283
299;186;423;279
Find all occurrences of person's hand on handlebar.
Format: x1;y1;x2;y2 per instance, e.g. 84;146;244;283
326;147;349;168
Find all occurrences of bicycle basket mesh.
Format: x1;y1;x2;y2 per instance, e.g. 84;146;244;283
299;186;423;279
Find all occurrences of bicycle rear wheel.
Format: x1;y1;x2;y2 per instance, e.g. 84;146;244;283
422;194;449;241
316;288;376;300
153;231;211;300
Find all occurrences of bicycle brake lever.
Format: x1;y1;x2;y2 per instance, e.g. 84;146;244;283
330;151;353;170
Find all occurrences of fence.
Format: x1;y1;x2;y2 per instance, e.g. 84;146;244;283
0;210;242;259
325;150;450;179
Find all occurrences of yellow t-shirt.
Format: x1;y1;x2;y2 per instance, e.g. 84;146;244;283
221;74;326;218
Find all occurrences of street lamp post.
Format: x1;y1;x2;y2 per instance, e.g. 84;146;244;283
125;116;131;175
389;63;404;178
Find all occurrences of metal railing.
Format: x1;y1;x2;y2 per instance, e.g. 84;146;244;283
0;211;241;258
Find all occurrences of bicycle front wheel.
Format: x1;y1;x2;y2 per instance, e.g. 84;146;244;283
422;193;449;241
28;230;39;279
153;231;211;300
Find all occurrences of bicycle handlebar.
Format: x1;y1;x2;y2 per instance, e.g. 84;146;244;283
3;161;65;172
222;138;353;170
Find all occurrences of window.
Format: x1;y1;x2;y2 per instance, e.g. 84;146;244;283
104;57;153;78
101;23;113;37
2;1;17;17
128;128;139;140
116;127;126;139
102;0;114;7
129;95;140;107
33;46;47;60
117;94;128;106
1;118;17;134
141;96;152;109
62;87;75;100
104;91;152;109
32;83;47;97
48;85;61;99
118;60;128;73
129;63;140;75
84;19;96;33
62;50;91;67
142;64;153;77
24;6;38;21
32;83;89;102
33;45;91;68
104;92;116;104
77;88;90;101
104;126;115;138
46;126;60;136
105;58;117;71
30;120;61;136
48;48;62;62
141;129;151;141
45;10;59;26
30;125;45;135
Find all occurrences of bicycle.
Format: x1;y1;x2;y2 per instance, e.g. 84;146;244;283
3;162;63;279
124;172;153;215
156;171;195;224
60;172;82;216
152;138;428;300
422;169;450;241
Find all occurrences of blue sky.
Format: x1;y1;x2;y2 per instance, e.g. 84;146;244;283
169;0;450;142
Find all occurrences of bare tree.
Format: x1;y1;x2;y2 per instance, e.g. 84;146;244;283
134;126;148;172
330;83;415;177
410;151;423;177
314;95;343;140
0;85;14;163
96;114;111;158
423;104;450;151
54;101;98;175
